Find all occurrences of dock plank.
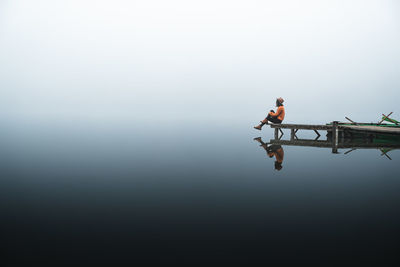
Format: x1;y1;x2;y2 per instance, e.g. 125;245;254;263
269;123;400;135
340;125;400;135
269;123;332;130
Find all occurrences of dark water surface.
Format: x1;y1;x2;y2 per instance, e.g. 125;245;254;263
2;120;399;265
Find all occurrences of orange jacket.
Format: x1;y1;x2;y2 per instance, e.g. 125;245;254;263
269;106;285;121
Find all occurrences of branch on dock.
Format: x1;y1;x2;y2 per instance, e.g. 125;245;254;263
345;117;358;125
378;112;393;125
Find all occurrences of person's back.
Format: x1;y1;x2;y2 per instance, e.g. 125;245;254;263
271;105;285;122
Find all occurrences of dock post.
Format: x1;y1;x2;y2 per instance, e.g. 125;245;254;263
290;129;295;141
332;121;338;153
274;128;279;140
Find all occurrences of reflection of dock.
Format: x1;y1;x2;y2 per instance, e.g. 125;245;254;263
269;137;399;160
269;138;400;149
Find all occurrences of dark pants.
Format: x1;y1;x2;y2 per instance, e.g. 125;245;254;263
266;114;282;124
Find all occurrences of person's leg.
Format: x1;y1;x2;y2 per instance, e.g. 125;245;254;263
268;116;282;124
253;137;264;144
266;114;282;123
265;114;273;123
254;116;269;130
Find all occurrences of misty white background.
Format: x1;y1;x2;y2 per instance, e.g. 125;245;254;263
1;0;399;124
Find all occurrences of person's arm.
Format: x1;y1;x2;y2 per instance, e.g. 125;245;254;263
269;106;282;117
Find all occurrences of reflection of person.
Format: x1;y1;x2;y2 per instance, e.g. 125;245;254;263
254;137;284;171
254;97;285;130
268;145;284;171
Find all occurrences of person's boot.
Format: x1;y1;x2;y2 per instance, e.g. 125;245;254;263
254;124;262;130
254;117;269;130
253;137;262;142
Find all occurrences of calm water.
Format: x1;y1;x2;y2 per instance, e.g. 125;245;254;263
2;119;399;265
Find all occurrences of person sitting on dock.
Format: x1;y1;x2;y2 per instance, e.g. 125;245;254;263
254;97;285;130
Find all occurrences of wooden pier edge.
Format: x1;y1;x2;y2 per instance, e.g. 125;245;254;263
269;122;400;136
269;123;332;130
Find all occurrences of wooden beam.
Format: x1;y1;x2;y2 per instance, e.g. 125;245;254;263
344;148;356;154
378;112;393;125
294;129;299;140
270;123;332;130
332;121;338;153
345;117;358;125
380;149;392;160
278;128;284;140
290;129;295;141
381;113;399;125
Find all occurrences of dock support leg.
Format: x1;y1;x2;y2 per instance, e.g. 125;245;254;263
278;128;284;139
314;130;321;140
274;128;278;140
290;129;295;141
332;121;338;153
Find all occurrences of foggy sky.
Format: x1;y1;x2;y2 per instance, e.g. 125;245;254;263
1;0;399;124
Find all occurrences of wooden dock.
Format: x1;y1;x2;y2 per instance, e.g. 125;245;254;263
270;122;400;136
269;121;400;153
